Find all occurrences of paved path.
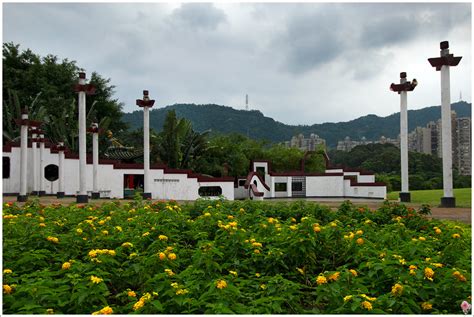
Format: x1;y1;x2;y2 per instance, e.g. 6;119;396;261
2;196;471;224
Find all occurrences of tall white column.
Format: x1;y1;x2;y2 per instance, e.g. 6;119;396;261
143;106;150;197
400;74;409;199
18;111;28;202
57;142;65;198
440;59;453;199
77;73;88;203
91;123;100;199
429;41;461;207
31;130;38;195
137;90;155;199
39;132;45;196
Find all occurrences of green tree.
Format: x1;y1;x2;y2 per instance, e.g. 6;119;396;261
2;42;126;151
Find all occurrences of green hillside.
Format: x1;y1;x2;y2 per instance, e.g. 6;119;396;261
122;101;471;147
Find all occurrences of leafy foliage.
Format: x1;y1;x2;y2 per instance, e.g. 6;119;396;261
2;42;126;152
329;143;470;191
2;200;471;314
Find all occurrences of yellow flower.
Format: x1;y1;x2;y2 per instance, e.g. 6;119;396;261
159;252;167;260
166;246;174;252
47;236;59;243
356;238;364;245
421;302;432;310
418;236;426;241
297;268;305;275
159;235;168;241
90;275;103;284
176;289;189;295
39;223;46;227
133;300;145;311
391;283;403;297
227;215;234;219
108;250;116;256
251;242;262;248
171;282;179;288
424;268;434;281
3;269;12;274
142;232;150;237
122;242;133;248
330;221;337;227
260;284;267;290
343;295;353;302
128;290;137;297
356;230;363;235
409;269;416;275
360;294;377;301
349;269;358;277
101;230;108;235
409;265;417;270
46;308;54;314
62;262;71;270
267;217;276;224
255;273;261;277
291;217;296;223
316;275;327;285
229;270;238;277
76;228;83;234
254;249;261;254
165;269;175;276
328;272;340;282
361;301;373;311
452;271;467;282
115;226;122;232
313;226;321;233
39;216;45;222
204;212;211;217
3;284;13;294
365;219;372;224
140;292;152;302
435;228;442;235
92;306;113;315
452;233;461;239
432;263;443;268
98;220;105;225
168;253;177;260
290;225;297;231
216;279;227;289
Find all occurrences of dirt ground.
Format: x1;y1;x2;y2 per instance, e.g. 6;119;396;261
2;196;471;224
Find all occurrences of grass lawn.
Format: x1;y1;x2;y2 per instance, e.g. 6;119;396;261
387;188;471;207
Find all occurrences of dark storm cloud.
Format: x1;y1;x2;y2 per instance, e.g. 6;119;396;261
273;2;471;76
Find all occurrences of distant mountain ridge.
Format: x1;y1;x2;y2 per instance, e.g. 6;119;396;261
121;101;471;148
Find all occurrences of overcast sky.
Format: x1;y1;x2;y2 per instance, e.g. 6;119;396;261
2;2;472;125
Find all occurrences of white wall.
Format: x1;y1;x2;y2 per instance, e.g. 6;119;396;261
3;147;235;200
306;176;345;197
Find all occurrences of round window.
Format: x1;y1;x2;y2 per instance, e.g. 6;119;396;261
44;164;59;181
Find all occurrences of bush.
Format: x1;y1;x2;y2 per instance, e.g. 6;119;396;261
2;199;471;314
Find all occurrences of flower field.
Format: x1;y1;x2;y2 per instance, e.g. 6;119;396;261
2;199;471;314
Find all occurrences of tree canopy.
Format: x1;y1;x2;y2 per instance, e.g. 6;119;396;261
2;42;127;152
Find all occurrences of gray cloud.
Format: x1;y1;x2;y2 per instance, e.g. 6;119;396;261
168;3;227;31
2;3;471;125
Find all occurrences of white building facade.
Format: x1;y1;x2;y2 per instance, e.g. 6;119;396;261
3;143;234;200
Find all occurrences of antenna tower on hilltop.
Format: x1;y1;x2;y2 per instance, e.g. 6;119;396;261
460;91;463;102
245;94;249;111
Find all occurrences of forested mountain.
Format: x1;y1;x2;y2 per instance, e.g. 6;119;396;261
122;101;471;148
